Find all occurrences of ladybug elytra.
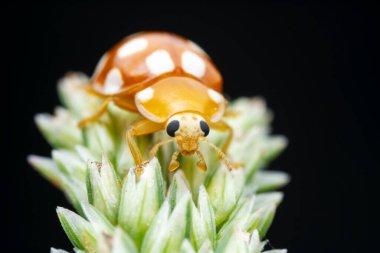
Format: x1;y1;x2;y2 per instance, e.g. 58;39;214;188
79;32;235;174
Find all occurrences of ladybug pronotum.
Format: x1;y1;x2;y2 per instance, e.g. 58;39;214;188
79;32;235;174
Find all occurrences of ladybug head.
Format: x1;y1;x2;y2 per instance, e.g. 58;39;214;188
152;111;233;172
166;112;209;155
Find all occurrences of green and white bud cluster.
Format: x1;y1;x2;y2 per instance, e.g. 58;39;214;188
29;73;289;253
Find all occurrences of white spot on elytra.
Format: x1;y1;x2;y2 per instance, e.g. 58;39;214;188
117;38;148;58
182;51;206;78
145;50;175;75
93;53;108;75
208;89;225;122
208;88;224;103
104;68;123;94
136;87;154;102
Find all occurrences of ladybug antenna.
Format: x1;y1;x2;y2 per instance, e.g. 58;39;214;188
149;138;176;158
195;150;207;171
201;137;233;170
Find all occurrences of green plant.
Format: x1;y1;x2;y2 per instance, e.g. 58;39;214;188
28;72;289;253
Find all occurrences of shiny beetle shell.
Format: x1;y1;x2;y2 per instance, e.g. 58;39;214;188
89;32;225;123
92;32;222;95
80;31;235;173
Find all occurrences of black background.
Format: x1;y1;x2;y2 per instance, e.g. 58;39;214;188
2;2;379;253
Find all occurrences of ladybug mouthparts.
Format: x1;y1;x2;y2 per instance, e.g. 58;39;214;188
177;137;200;155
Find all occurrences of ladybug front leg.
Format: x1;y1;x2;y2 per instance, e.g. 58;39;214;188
210;120;233;153
78;97;113;127
209;121;245;170
126;119;164;175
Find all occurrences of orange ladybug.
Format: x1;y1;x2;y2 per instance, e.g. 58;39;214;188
79;32;234;174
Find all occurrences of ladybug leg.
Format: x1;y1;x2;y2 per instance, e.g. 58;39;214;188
209;121;245;169
200;137;234;171
223;110;240;118
112;97;138;111
168;150;181;172
78;97;113;127
126;119;164;175
149;138;175;158
210;121;233;153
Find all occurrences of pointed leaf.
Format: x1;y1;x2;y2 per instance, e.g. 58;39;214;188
87;155;120;224
118;158;165;246
56;207;96;251
198;239;214;253
217;196;255;240
207;168;245;226
57;72;101;118
27;155;64;188
75;145;98;166
140;201;170;253
61;176;87;214
180;239;196;253
164;194;192;253
259;136;288;162
35;108;82;149
141;194;191;253
253;193;283;209
52;149;86;181
84;124;115;158
216;226;250;253
227;97;271;132
111;227;139;253
256;204;276;238
253;171;290;192
191;185;216;249
248;230;261;253
80;202;114;234
168;170;191;211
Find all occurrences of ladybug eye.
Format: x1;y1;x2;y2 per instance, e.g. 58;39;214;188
166;120;180;137
200;120;210;136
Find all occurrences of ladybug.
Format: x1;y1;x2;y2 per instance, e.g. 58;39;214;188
79;32;234;174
